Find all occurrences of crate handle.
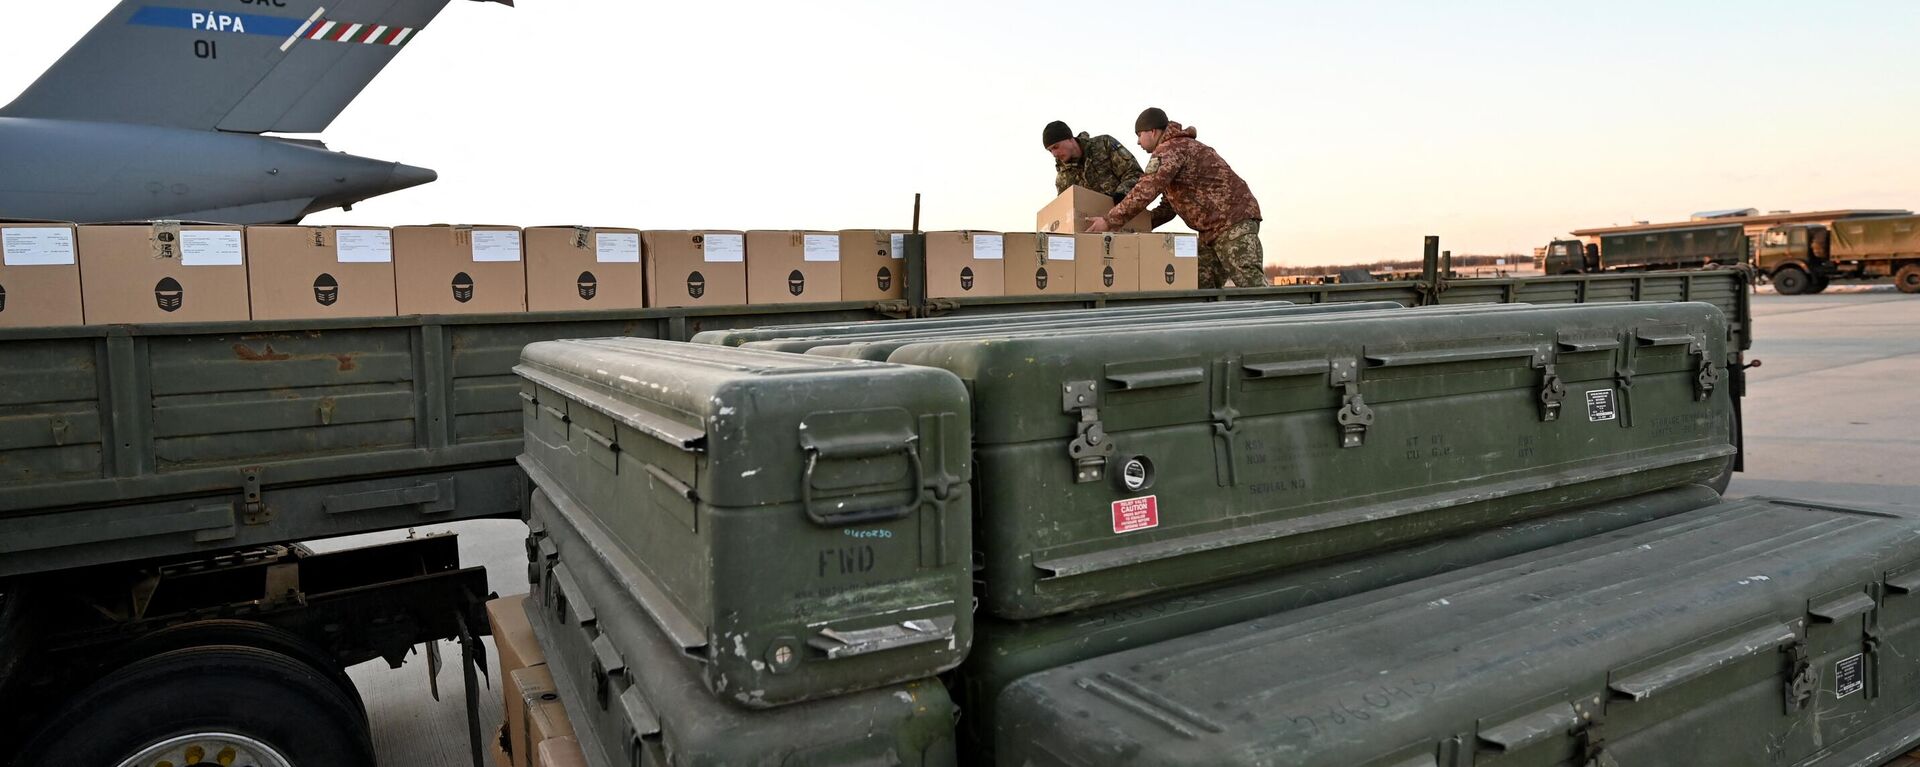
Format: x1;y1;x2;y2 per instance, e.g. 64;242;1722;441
800;444;925;527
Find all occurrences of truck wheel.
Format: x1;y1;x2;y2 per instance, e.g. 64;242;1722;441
119;619;365;721
1897;264;1920;294
1808;274;1831;294
1772;267;1811;295
18;645;376;767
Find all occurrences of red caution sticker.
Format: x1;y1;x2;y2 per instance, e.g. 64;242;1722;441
1111;495;1159;534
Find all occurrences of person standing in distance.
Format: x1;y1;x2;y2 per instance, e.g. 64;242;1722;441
1087;108;1268;288
1045;120;1144;203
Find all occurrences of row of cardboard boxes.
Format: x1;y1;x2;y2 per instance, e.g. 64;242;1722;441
0;221;1199;328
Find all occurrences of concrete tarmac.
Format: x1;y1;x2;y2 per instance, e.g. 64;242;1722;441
347;289;1920;766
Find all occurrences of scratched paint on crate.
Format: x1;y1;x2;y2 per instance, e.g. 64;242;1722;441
1111;496;1158;534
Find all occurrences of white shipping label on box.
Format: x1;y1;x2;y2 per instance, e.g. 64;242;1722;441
703;233;745;263
2;227;76;266
803;234;841;262
180;230;245;266
595;232;641;263
1173;236;1199;258
889;233;905;260
470;230;523;262
335;229;393;263
1046;235;1076;262
972;234;1004;261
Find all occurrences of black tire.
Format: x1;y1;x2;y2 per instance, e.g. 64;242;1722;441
1897;264;1920;294
18;645;376;766
1808;274;1831;294
1772;266;1811;295
118;619;365;720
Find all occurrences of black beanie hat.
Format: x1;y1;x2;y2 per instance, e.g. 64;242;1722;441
1134;107;1169;133
1042;120;1073;148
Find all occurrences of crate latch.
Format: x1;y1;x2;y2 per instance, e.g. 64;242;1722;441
1331;358;1372;448
1064;380;1115;482
1783;639;1816;713
241;466;267;524
1538;362;1566;421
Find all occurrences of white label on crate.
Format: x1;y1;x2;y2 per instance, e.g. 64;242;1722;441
889;233;906;260
1173;235;1199;258
470;230;522;262
1836;653;1865;698
803;234;841;262
1586;389;1618;422
972;233;1004;261
595;232;640;263
180;230;244;266
703;233;745;263
1046;234;1076;262
1111;495;1159;534
1;227;75;266
335;229;393;263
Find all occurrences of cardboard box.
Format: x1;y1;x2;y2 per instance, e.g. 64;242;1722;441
1073;233;1141;293
1138;233;1200;291
78;222;251;324
509;666;576;767
534;736;587;767
0;222;84;327
923;231;1005;299
245;225;398;321
392;225;527;315
1037;185;1152;235
745;230;842;304
837;229;906;302
524;226;645;312
1001;232;1077;296
487;595;543;679
642;231;747;308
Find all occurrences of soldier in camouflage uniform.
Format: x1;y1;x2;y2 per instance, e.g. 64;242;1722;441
1089;108;1269;289
1044;120;1144;203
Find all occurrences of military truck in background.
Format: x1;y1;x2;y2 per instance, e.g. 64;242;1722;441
1543;223;1748;276
0;235;1755;766
1757;214;1920;294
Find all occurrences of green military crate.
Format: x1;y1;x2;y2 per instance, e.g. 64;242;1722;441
732;302;1400;354
804;303;1544;363
882;301;1734;619
523;488;958;766
515;338;973;707
953;484;1723;762
998;495;1920;767
687;303;1309;347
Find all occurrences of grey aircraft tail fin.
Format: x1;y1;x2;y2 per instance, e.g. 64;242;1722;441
1;0;507;134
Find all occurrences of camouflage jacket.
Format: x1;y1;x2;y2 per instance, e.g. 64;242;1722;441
1103;123;1261;244
1054;132;1144;199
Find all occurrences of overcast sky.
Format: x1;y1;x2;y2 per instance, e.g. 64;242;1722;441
6;1;1920;265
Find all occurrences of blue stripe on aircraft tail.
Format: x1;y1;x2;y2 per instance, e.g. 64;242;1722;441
127;6;307;37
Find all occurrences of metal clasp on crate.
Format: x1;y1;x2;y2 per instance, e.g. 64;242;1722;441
1783;640;1816;713
1330;358;1372;448
1063;381;1116;482
1538;363;1567;421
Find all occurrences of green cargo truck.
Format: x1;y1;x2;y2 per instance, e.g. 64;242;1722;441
1756;215;1920;294
1544;224;1748;275
0;236;1754;765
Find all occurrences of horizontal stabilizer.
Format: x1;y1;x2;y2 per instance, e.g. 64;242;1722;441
1;0;504;133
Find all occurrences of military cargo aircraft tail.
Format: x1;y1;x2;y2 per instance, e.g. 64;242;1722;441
0;0;508;224
3;0;501;133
